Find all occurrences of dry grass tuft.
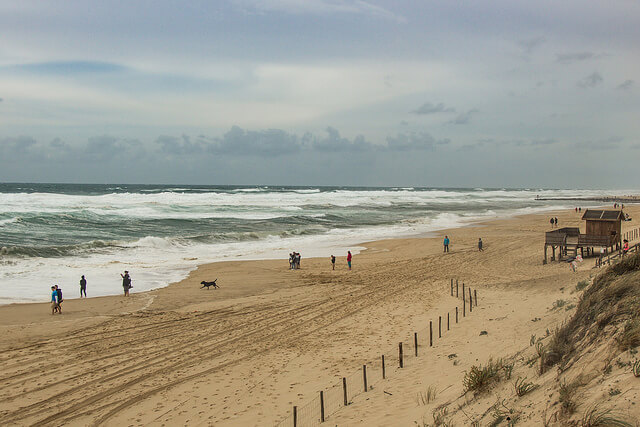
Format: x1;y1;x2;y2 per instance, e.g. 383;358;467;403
514;376;537;397
580;405;633;426
463;358;508;394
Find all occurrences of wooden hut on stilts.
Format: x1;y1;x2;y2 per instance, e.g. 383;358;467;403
543;209;623;264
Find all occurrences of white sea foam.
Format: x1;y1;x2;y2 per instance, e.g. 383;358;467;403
0;186;634;304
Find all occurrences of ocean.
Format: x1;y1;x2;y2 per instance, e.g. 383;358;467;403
0;183;626;304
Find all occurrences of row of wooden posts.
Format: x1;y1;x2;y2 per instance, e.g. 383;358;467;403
623;227;639;243
288;279;478;427
595;227;640;268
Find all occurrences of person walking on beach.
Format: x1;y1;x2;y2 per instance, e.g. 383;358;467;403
478;238;483;251
443;235;450;253
121;271;132;296
331;255;336;270
554;217;558;227
550;217;554;228
51;285;60;315
80;275;87;298
55;285;63;311
347;251;352;270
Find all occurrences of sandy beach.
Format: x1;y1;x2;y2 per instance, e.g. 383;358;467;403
1;204;639;426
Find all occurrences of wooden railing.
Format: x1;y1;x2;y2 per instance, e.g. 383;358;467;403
595;242;640;267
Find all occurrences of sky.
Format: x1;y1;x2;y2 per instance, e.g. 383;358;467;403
0;0;639;188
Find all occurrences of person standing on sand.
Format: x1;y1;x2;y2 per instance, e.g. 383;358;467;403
51;286;59;315
554;217;558;227
347;251;352;270
121;271;132;296
55;285;63;311
443;235;450;253
478;238;483;251
331;255;336;270
80;275;87;298
550;217;554;228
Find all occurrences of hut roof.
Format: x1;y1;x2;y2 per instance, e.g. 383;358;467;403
581;209;623;221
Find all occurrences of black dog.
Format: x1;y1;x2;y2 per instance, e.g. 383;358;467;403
200;279;219;290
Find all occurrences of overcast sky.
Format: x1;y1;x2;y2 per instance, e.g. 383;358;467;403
1;0;639;187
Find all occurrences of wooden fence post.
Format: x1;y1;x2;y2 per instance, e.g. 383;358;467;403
447;312;450;330
343;377;348;406
382;355;386;379
456;279;459;297
474;289;478;307
439;316;442;338
320;391;325;422
450;278;453;296
429;321;433;346
456;306;458;323
399;342;404;368
414;332;418;357
293;406;297;427
463;293;466;317
469;288;473;313
363;365;368;392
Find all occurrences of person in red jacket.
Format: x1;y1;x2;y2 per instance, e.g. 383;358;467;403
347;251;352;270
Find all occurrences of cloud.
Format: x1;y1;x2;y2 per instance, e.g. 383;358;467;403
555;52;595;64
578;72;603;88
310;127;373;152
156;135;205;155
2;61;126;75
238;0;406;23
411;102;455;115
517;37;546;55
209;126;301;156
450;109;478;125
83;136;146;161
616;80;634;91
385;132;449;151
530;138;558;146
575;136;623;150
0;136;38;157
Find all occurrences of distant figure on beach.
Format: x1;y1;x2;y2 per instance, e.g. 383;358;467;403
51;285;60;315
623;239;629;254
55;285;63;308
579;207;582;212
347;251;352;270
80;275;87;298
443;235;450;253
554;217;558;227
575;207;578;213
289;252;301;269
331;255;336;270
478;238;483;251
549;217;554;228
121;271;132;296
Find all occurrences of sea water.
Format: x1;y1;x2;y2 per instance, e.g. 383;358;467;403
0;184;627;304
